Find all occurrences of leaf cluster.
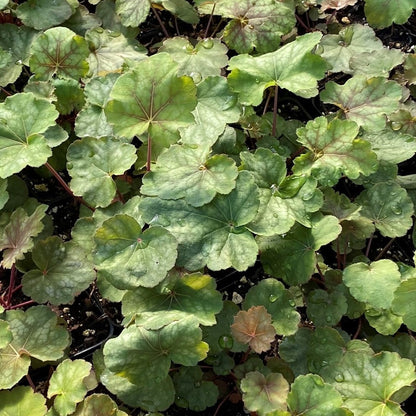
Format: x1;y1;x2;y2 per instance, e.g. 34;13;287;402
1;0;416;415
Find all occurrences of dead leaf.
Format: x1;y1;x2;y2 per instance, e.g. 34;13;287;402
321;0;358;12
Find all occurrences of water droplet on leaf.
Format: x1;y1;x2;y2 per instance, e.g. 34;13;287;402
218;335;233;349
190;71;202;83
201;38;214;49
391;204;402;215
391;121;402;131
335;374;344;382
302;191;314;201
313;376;325;386
269;294;278;303
288;300;296;307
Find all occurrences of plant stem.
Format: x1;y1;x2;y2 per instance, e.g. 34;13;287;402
365;233;374;258
353;317;362;340
44;162;95;212
26;373;36;390
204;3;216;38
7;264;17;307
262;88;273;115
146;135;152;171
315;262;325;280
272;85;279;137
295;14;311;32
374;237;396;261
8;299;35;310
151;5;169;38
0;86;11;96
213;392;232;416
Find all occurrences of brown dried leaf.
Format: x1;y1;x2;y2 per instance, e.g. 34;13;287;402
321;0;358;11
231;306;276;353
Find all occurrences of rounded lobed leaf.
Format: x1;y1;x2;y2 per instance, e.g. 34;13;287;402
67;137;137;208
48;359;97;416
0;386;47;416
141;144;238;207
241;371;289;414
0;306;70;389
29;27;90;80
0;93;58;178
105;53;197;145
22;236;96;305
94;214;178;289
231;305;276;353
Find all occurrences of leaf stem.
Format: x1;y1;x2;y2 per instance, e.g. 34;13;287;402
213;392;232;416
272;85;279;137
7;264;17;307
353;317;362;339
26;373;36;390
204;3;216;39
374;237;396;261
8;299;35;310
0;86;11;96
365;233;374;258
295;14;311;32
44;162;95;212
262;88;273;116
151;4;169;39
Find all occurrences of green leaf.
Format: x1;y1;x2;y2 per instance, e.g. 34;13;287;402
141;144;238;207
75;73;119;138
122;271;223;327
392;277;416;331
16;0;74;30
85;27;147;77
180;76;241;146
279;327;347;377
67;137;137;208
0;93;58;178
258;215;341;285
349;48;404;78
356;181;414;237
71;394;128;416
105;53;197;145
0;306;70;389
343;260;401;310
365;308;403;336
0;24;37;87
285;374;350;416
364;0;416;28
294;117;378;186
140;171;260;271
307;289;348;327
0;320;12;349
94;215;177;289
22;236;95;305
115;0;150;27
48;359;97;416
0;178;8;211
0;205;47;268
101;369;175;411
332;351;416;415
370;333;416;364
243;278;300;336
241;371;289;414
29;27;89;80
198;0;295;54
0;386;47;416
362;127;416;164
319;24;383;74
159;38;228;81
242;149;322;235
173;366;219;411
53;78;85;115
228;32;326;105
320;76;402;131
103;317;208;382
63;4;102;36
155;0;199;24
404;53;416;85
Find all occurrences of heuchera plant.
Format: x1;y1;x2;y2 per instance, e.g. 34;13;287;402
1;0;416;415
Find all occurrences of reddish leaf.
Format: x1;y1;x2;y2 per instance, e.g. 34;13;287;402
231;306;276;353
